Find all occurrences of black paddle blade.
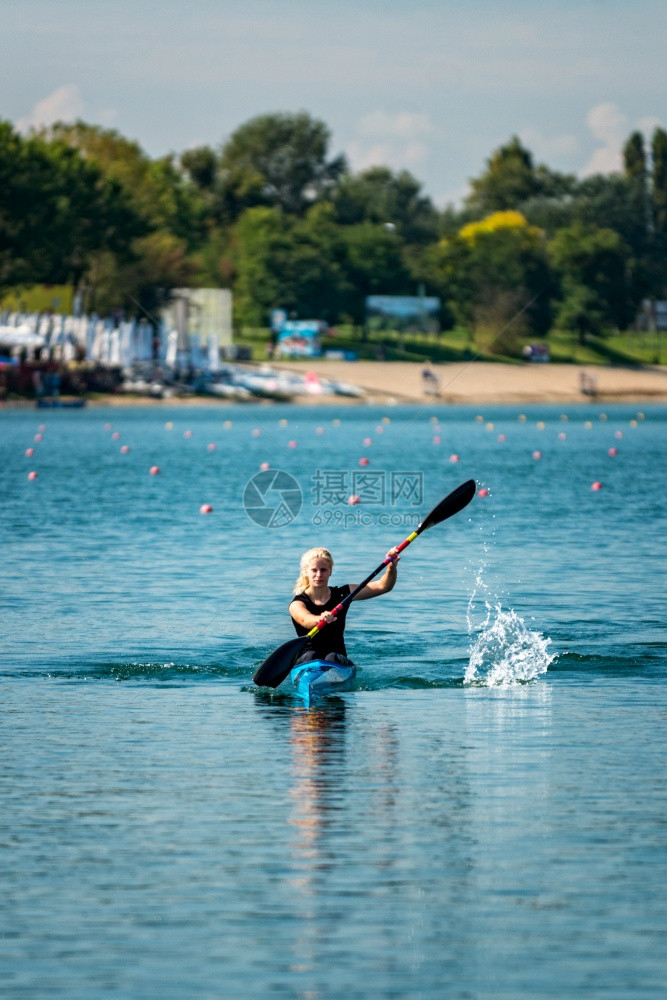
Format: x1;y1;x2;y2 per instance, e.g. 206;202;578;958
419;479;476;533
253;635;308;688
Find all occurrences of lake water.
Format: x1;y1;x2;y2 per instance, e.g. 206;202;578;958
1;401;666;999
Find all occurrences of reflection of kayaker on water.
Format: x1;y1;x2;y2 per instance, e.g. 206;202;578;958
289;546;399;667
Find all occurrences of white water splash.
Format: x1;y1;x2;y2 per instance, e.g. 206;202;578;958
463;506;555;686
465;604;555;686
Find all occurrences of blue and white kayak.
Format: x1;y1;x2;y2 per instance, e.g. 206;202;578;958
289;659;357;705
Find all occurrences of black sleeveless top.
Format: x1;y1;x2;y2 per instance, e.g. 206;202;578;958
289;584;352;659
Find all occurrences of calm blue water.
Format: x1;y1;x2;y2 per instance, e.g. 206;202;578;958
1;401;666;999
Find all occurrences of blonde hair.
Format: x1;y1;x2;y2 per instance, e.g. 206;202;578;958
293;547;334;594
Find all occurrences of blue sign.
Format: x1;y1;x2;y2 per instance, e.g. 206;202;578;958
276;320;322;358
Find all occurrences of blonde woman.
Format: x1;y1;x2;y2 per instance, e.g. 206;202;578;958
289;546;399;667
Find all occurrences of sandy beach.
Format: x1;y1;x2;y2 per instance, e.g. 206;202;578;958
270;360;667;405
27;360;664;408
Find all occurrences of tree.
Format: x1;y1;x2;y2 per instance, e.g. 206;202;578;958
554;282;606;343
650;127;667;297
39;121;209;314
330;166;439;245
0;121;144;292
49;122;205;245
180;145;218;192
651;127;667;238
624;131;647;183
85;231;195;317
338;220;412;325
466;136;542;214
230;207;291;326
550;224;632;337
428;211;552;353
232;205;346;326
218;112;346;218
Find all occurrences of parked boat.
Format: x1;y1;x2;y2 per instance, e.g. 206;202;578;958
329;380;366;398
120;377;165;398
234;367;299;401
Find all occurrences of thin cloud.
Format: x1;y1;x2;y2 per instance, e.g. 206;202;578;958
16;83;85;133
356;111;434;140
97;107;119;128
581;101;627;176
347;111;434;174
519;127;579;162
581;103;666;177
637;115;662;137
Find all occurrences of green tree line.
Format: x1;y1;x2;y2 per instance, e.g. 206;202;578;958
2;113;667;353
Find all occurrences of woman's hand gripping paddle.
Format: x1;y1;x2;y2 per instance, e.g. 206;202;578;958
252;479;477;689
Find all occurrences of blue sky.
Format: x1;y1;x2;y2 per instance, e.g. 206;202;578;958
4;0;666;206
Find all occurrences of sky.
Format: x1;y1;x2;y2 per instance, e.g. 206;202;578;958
3;0;666;207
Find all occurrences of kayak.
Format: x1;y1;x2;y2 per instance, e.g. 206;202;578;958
289;659;357;705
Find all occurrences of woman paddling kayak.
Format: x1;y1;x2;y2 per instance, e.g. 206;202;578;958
289;546;400;667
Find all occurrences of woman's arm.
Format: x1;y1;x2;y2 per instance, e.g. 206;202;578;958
350;549;400;601
290;599;337;629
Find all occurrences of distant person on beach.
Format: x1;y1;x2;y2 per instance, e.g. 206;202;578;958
421;360;440;396
579;371;598;399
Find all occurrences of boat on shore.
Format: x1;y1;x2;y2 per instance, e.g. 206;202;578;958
233;367;299;401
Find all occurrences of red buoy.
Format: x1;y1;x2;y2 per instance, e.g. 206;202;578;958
359;456;370;466
478;487;489;497
149;465;160;475
27;470;38;480
449;454;460;463
533;451;542;460
200;504;213;514
591;481;603;491
608;447;618;457
348;494;361;505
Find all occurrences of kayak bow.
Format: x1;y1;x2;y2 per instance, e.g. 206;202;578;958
289;659;357;705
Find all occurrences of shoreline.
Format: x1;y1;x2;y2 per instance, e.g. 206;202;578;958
100;360;667;406
3;361;667;408
273;360;667;405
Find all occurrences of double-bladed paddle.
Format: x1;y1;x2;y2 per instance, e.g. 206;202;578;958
252;478;477;689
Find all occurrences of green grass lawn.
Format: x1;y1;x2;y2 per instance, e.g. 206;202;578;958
235;324;667;366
